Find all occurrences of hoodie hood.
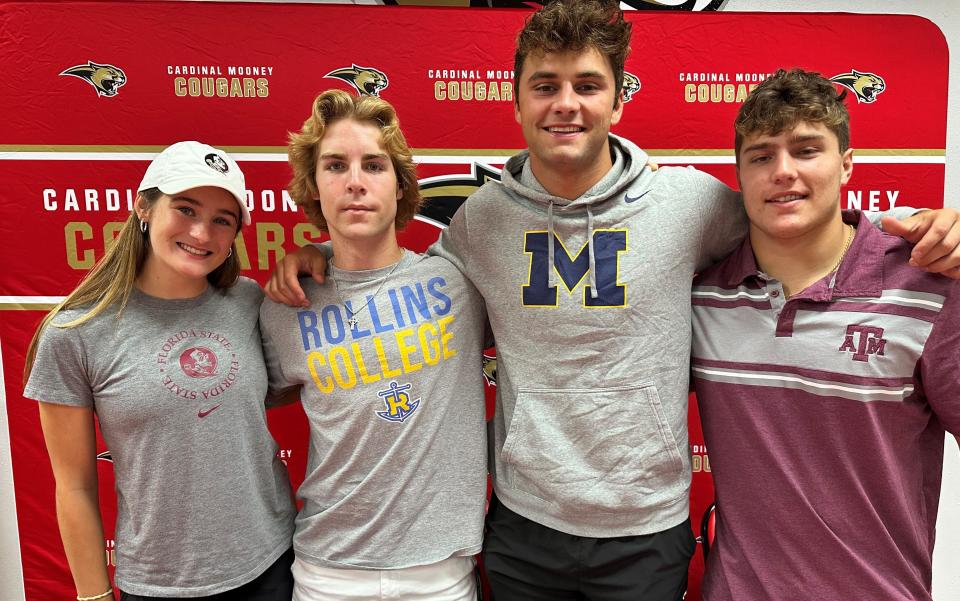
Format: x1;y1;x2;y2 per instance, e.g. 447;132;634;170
499;134;651;296
500;134;650;210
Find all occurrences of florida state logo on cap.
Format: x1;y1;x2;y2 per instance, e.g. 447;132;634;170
204;153;229;174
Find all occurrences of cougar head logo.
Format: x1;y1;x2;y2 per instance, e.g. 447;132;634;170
482;353;497;386
418;163;501;227
830;70;886;104
325;64;389;97
622;72;641;103
60;61;127;97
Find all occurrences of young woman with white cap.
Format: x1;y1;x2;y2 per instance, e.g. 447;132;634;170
22;141;296;601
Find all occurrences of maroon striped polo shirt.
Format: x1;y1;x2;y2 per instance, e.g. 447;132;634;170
691;210;960;601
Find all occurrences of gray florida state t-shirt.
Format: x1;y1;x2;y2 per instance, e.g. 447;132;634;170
24;278;295;597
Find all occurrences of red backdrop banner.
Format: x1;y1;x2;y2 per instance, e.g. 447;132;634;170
0;2;946;599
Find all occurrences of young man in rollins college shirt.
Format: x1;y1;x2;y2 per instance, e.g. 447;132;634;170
260;90;487;600
691;69;960;600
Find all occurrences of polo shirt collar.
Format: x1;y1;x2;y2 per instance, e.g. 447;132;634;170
723;210;886;300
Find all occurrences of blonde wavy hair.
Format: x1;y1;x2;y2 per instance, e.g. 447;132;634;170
287;89;422;231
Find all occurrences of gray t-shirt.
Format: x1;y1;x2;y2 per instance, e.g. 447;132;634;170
24;278;296;597
259;251;487;569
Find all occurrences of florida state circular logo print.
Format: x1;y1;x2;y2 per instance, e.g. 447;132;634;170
179;346;218;378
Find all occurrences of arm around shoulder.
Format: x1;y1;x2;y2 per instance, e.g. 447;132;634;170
692;169;747;271
428;201;472;277
877;207;960;278
264;244;329;307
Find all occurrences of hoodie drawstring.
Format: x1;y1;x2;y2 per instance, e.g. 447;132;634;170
547;201;599;299
547;201;556;288
587;207;598;298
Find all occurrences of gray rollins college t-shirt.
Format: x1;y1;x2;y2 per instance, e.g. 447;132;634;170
24;278;296;597
259;251;487;569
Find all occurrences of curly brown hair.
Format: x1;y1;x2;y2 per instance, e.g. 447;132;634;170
514;0;631;105
735;68;850;163
287;89;421;231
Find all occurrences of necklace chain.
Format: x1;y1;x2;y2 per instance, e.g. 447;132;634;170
783;224;854;299
828;224;855;275
330;252;404;330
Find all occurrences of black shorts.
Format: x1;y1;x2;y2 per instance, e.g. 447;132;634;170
482;495;695;601
119;547;294;601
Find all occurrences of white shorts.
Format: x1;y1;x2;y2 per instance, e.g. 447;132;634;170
291;555;476;601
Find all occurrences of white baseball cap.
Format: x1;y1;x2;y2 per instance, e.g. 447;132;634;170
138;141;250;225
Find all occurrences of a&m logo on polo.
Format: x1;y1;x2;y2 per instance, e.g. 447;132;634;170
839;325;887;362
375;381;421;423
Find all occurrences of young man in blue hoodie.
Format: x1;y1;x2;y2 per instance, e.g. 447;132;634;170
267;2;960;599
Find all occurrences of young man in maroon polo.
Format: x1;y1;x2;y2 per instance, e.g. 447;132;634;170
691;68;960;601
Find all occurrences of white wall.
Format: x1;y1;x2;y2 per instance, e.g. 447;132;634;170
1;2;957;600
936;441;960;599
0;343;24;600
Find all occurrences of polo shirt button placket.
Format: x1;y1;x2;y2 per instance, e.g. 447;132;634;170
766;281;788;330
767;282;786;308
